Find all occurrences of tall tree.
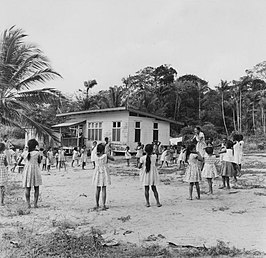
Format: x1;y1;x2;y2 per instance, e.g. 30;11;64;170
0;26;62;140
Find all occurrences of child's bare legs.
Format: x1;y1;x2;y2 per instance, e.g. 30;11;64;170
188;183;193;200
95;186;101;209
195;182;200;199
160;161;164;168
207;178;213;194
127;159;129;167
221;176;226;188
151;185;162;207
136;158;140;167
34;186;39;208
25;187;31;208
0;186;5;206
144;186;150;207
71;160;74;167
82;162;86;170
226;176;230;189
92;161;95;169
102;186;108;209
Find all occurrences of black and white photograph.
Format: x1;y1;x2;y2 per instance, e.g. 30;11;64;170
0;0;265;257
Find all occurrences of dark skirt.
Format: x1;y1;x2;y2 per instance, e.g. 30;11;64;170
221;161;235;177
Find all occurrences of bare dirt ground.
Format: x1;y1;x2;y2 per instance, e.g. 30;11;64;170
0;153;266;257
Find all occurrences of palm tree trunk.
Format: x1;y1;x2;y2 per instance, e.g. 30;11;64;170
221;93;229;136
252;103;256;132
239;89;242;133
232;108;237;132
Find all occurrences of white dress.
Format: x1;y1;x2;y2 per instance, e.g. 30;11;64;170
91;146;97;162
92;154;111;186
136;146;143;158
233;142;240;165
202;155;218;179
239;140;244;165
184;153;201;182
194;132;206;156
22;151;42;187
160;150;167;161
139;155;160;186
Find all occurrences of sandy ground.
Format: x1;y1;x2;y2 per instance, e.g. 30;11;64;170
0;154;266;254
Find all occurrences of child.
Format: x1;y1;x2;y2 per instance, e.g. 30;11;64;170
71;147;79;167
184;144;203;200
219;140;235;189
80;145;87;170
135;142;143;167
238;134;244;171
92;143;114;210
0;143;8;205
58;147;66;171
202;147;218;194
160;147;168;168
20;139;42;208
177;145;186;169
139;144;161;207
232;134;241;182
42;150;47;171
125;146;131;167
55;150;59;169
172;146;178;164
47;147;53;172
91;141;97;169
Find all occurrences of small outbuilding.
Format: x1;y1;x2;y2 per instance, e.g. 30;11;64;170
52;107;183;153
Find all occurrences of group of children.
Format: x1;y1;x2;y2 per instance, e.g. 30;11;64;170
0;133;244;210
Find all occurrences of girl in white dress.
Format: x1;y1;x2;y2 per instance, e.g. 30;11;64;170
193;127;206;156
20;139;42;208
91;141;97;169
80;145;87;170
160;147;169;168
184;144;203;200
0;143;8;206
177;145;186;169
92;143;114;210
139;144;162;207
202;147;218;194
135;142;143;167
219;140;234;189
125;146;131;167
239;134;244;170
71;147;79;167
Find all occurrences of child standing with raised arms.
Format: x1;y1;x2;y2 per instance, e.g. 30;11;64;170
184;144;203;200
20;139;42;208
0;143;8;206
202;146;218;194
139;144;162;207
92;143;114;210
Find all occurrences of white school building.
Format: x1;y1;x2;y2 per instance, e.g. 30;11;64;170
52;107;183;153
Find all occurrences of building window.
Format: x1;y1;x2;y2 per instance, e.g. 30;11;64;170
153;123;158;141
112;121;121;142
88;122;102;141
135;121;141;142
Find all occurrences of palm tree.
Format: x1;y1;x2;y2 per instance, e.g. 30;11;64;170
218;80;229;136
0;26;62;140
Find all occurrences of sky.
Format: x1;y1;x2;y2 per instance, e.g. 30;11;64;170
1;0;266;94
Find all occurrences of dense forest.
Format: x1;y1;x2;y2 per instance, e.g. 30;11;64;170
31;61;266;139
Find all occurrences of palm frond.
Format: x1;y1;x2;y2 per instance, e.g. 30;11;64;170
16;88;64;105
15;69;62;90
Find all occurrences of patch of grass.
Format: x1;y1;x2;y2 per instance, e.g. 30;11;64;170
231;210;247;214
254;192;266;196
212;206;229;212
117;215;131;223
169;240;264;257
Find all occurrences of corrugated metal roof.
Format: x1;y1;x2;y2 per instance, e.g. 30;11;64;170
55;107;183;126
52;119;86;128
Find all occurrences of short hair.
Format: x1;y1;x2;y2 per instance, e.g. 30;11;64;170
205;147;213;155
97;143;105;154
0;143;5;152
